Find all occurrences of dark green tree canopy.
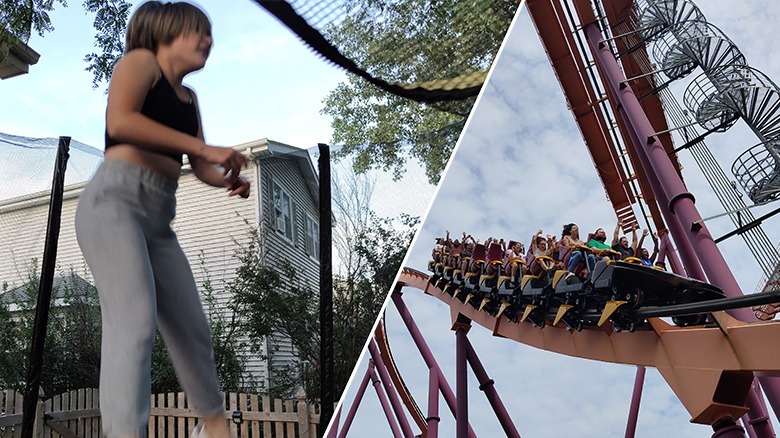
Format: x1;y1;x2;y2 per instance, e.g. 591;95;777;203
321;0;520;184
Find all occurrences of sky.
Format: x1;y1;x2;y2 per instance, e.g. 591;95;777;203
0;1;434;219
333;0;780;437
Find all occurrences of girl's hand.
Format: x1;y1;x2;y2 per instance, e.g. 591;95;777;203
226;175;250;198
200;145;248;178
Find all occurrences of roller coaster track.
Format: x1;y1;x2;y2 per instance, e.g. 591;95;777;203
396;267;780;428
373;317;427;434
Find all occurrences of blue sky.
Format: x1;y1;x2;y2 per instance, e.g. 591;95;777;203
334;0;780;436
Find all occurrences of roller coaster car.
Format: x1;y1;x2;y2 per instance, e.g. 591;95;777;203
442;266;466;298
550;258;725;331
485;249;526;317
441;265;455;282
546;265;600;329
605;259;724;328
451;267;465;285
496;275;516;297
475;243;506;311
514;274;555;328
460;244;487;297
478;276;515;316
433;261;446;278
427;259;442;288
433;264;455;290
548;249;622;331
478;244;504;287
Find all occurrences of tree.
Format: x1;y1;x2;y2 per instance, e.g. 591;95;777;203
333;213;418;390
0;260;254;396
321;0;520;183
329;165;419;389
0;0;130;88
0;264;100;395
331;165;376;280
229;211;417;401
227;225;319;398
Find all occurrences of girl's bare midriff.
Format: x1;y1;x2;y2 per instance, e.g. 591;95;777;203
104;144;182;181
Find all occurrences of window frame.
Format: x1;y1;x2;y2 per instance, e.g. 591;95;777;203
272;180;294;242
304;213;319;260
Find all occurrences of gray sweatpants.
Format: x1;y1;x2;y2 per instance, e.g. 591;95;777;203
75;159;223;437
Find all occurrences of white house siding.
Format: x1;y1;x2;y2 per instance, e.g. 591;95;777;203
0;186;89;290
171;165;269;388
257;156;320;392
0;140;320;395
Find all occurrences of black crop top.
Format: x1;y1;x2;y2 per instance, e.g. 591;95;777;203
105;74;198;165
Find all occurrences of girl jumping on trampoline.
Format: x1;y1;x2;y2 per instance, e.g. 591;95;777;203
75;2;248;437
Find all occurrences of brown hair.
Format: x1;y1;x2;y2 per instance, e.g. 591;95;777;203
125;1;211;53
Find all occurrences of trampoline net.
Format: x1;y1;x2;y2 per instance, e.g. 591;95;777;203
254;0;521;103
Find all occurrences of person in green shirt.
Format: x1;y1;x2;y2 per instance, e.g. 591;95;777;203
586;227;613;258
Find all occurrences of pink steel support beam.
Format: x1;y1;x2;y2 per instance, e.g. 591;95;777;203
340;358;402;438
658;232;684;275
392;289;477;438
584;23;749;314
428;368;441;438
328;406;340;438
464;339;521;437
455;327;469;438
609;94;706;280
368;340;416;437
625;366;645;438
336;371;366;438
582;19;778;435
650;178;706;280
743;381;772;438
741;416;757;438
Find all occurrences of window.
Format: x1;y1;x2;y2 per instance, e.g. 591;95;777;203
305;214;319;260
273;182;293;241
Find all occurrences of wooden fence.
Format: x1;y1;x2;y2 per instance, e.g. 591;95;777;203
0;389;321;438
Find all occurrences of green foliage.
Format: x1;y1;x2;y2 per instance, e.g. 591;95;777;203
228;213;417;401
228;226;318;398
83;0;131;88
332;213;418;391
0;211;416;402
0;0;129;88
0;283;26;390
356;213;419;294
321;0;520;183
0;0;68;43
0;264;100;395
0;260;254;395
